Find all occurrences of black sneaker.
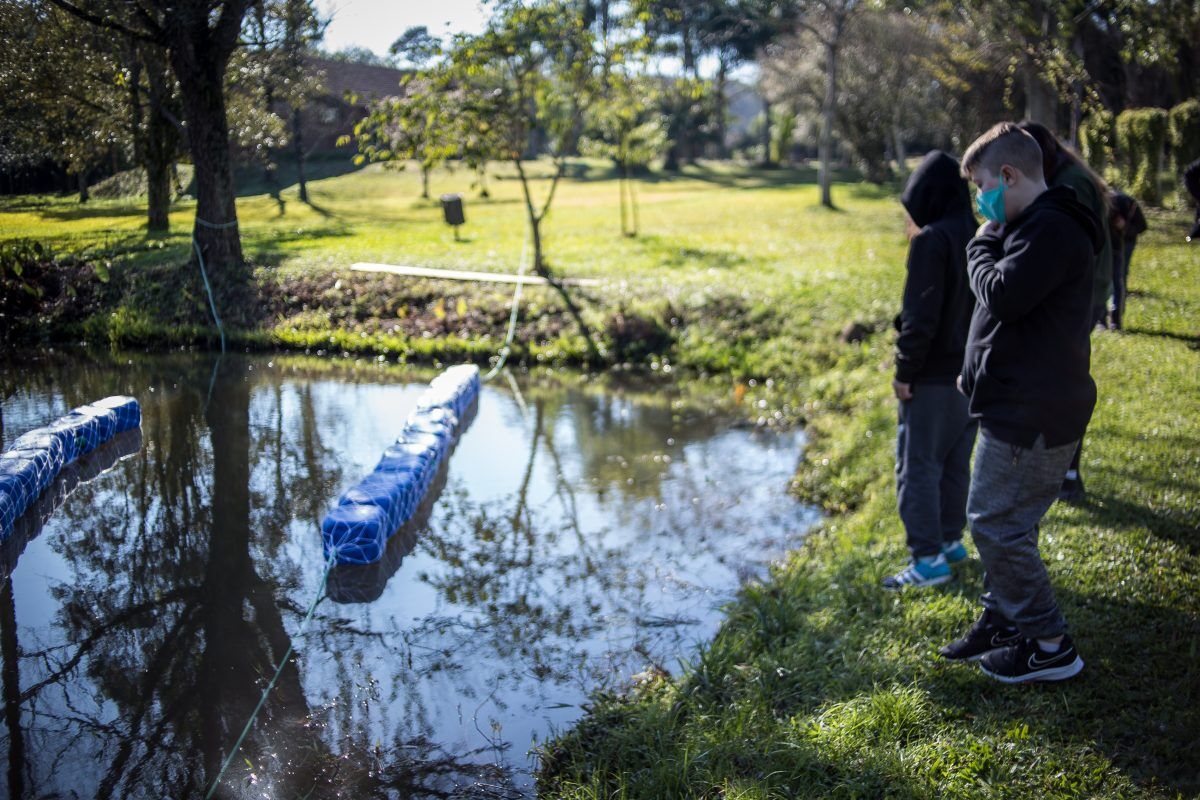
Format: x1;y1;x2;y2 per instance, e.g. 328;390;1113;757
979;635;1084;683
938;609;1021;662
1058;475;1086;504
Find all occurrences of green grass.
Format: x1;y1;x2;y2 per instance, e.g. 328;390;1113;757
3;160;1199;797
0;158;895;370
535;214;1200;797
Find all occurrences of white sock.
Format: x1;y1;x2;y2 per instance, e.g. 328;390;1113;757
1036;638;1063;653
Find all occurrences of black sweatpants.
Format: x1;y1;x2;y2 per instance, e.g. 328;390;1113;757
896;383;978;558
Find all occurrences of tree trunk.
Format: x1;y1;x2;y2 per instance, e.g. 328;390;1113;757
477;164;490;198
171;48;244;277
618;162;629;236
892;122;908;181
679;22;696;163
292;106;307;203
514;158;600;362
146;153;172;232
1;578;25;800
78;170;89;203
1024;66;1057;127
715;56;729;159
421;165;430;200
142;45;177;232
629;171;640;237
760;96;774;167
145;105;174;231
819;39;838;208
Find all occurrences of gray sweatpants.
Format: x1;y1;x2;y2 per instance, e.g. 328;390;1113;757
967;429;1077;639
896;384;977;558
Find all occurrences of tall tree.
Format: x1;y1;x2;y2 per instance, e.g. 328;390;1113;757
581;68;666;236
791;0;861;208
0;2;131;203
348;70;458;200
50;0;256;276
447;0;603;360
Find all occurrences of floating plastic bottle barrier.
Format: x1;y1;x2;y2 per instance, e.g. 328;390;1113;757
0;396;141;541
1;428;142;583
321;365;480;565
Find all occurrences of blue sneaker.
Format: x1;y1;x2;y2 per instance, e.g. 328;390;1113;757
882;553;951;590
942;540;969;564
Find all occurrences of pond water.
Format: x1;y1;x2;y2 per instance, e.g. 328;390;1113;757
0;350;815;799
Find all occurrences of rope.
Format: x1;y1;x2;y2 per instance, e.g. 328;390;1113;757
192;217;238;353
482;223;531;383
204;549;337;799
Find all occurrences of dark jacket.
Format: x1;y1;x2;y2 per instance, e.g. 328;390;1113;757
894;151;976;385
962;186;1101;448
1110;192;1147;247
1185;159;1200;201
1050;156;1112;312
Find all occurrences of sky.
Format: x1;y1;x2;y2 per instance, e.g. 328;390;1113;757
315;0;491;58
313;0;753;83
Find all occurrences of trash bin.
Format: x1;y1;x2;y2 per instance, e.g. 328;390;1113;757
440;194;465;236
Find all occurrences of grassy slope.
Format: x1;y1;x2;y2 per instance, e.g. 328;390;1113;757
3;164;1198;797
0;160;888;369
537;212;1200;798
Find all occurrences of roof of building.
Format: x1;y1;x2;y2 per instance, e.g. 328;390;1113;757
304;55;407;103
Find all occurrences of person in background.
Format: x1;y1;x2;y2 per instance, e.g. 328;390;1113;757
941;122;1098;683
883;151;978;590
1018;122;1110;503
1185;159;1200;243
1108;191;1147;330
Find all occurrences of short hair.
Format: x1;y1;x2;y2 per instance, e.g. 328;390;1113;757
961;122;1044;181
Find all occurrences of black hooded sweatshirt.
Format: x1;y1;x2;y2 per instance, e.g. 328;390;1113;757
894;150;977;385
962;185;1102;448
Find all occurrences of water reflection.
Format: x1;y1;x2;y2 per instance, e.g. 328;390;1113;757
0;350;814;798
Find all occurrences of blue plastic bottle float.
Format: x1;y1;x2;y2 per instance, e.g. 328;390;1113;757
0;396;141;539
321;365;481;565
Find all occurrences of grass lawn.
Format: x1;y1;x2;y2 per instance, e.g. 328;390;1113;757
3;161;1198;797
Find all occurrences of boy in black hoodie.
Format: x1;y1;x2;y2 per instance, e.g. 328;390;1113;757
1185;159;1200;242
883;151;978;590
939;123;1100;683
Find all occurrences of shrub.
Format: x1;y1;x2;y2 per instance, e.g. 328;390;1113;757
1079;108;1115;175
1115;108;1169;205
1168;99;1200;206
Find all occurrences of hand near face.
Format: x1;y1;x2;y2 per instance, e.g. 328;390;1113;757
976;220;1003;238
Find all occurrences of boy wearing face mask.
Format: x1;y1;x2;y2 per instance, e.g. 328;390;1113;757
940;122;1101;683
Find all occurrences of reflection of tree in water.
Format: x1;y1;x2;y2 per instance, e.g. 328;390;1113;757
309;386;778;772
2;354;519;798
522;381;726;503
0;354;798;798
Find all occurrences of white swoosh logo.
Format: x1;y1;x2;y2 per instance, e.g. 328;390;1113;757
1028;651;1065;669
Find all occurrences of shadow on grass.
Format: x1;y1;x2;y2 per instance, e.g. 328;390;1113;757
217;156;364;198
633;234;749;270
33;204;149;222
1123;325;1200;349
930;583;1199;795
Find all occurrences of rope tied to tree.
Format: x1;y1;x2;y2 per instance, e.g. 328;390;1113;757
204;548;339;799
191;216;237;353
482;220;531;383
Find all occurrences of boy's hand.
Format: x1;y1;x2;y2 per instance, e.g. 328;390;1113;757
956;375;965;395
976;220;1003;238
892;379;913;401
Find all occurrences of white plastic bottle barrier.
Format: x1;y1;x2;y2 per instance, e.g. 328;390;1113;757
321;365;481;564
0;396;141;539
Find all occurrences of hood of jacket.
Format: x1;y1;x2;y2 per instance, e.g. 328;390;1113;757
1014;184;1104;255
900;150;973;228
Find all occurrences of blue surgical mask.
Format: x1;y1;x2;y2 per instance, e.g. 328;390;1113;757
976;182;1007;224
